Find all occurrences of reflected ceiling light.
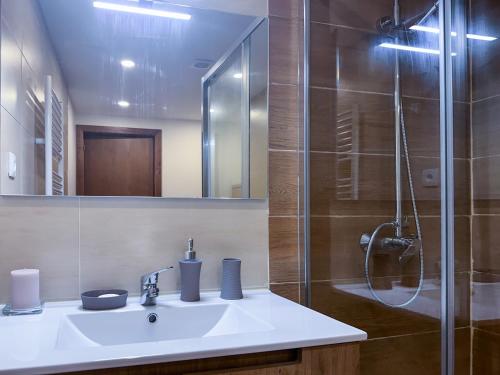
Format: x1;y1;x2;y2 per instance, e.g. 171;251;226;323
93;1;191;20
379;42;440;55
120;59;135;68
409;25;440;34
409;25;496;41
233;73;243;79
379;43;458;56
467;33;498;41
209;108;215;113
117;100;130;108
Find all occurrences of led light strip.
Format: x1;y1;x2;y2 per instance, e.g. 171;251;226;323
93;1;192;20
379;42;439;55
379;42;457;56
410;25;497;41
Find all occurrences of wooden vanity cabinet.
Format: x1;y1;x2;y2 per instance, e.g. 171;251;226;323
68;343;360;375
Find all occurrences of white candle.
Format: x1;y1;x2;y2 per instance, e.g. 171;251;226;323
11;269;40;310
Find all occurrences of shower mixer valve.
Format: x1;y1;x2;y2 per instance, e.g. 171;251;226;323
359;231;421;265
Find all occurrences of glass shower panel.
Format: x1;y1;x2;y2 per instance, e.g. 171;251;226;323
468;0;500;373
207;47;244;198
307;0;446;373
450;0;472;373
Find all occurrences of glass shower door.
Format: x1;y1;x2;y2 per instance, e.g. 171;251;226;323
205;47;245;198
305;0;470;374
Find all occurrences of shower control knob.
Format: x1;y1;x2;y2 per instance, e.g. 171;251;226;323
399;238;422;265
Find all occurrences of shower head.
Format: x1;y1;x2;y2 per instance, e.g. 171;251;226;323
376;0;439;37
401;1;439;29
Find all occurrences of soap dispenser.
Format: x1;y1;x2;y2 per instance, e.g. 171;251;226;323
179;238;201;302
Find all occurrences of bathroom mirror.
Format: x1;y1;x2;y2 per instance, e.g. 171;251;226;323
0;0;268;199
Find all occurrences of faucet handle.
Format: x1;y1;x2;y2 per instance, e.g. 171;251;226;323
141;266;174;285
399;238;421;265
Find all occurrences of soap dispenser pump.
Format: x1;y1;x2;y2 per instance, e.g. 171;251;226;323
179;238;201;302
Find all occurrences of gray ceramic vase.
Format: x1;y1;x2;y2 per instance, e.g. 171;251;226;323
220;258;243;300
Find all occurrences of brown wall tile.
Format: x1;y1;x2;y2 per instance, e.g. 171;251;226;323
269;83;299;150
362;328;470;375
311;0;393;32
474;160;500;211
472;272;500;335
310;152;395;216
310;88;394;154
403;98;469;159
311;216;393;280
269;151;299;216
270;283;301;303
311;280;439;338
312;275;469;339
269;217;299;283
269;0;302;19
310;22;394;93
473;95;500;158
310;153;471;216
470;0;500;101
311;215;470;282
473;328;500;375
472;215;500;274
310;90;468;158
269;16;300;85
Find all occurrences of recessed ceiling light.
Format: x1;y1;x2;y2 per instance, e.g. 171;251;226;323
233;73;243;79
93;1;191;20
117;100;130;108
121;59;135;69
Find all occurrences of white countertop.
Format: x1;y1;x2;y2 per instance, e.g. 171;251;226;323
0;289;366;375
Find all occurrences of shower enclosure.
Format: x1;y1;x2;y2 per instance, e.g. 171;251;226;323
303;0;498;373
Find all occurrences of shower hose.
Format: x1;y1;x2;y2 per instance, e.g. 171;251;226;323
364;107;424;308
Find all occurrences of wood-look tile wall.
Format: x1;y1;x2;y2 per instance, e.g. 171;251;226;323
471;0;500;372
267;0;304;304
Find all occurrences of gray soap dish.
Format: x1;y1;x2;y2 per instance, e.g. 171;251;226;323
81;289;128;310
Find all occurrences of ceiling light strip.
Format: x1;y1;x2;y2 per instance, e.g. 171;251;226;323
93;1;191;20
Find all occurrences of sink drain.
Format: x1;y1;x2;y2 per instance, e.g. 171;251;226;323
147;313;158;323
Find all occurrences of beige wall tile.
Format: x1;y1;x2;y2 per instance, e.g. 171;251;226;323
79;198;269;296
0;19;22;122
0;196;268;304
0;196;79;303
1;108;22;194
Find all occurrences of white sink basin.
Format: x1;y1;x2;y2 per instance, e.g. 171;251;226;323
56;303;273;349
0;290;367;374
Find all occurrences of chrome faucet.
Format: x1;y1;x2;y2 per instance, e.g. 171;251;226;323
140;267;174;306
